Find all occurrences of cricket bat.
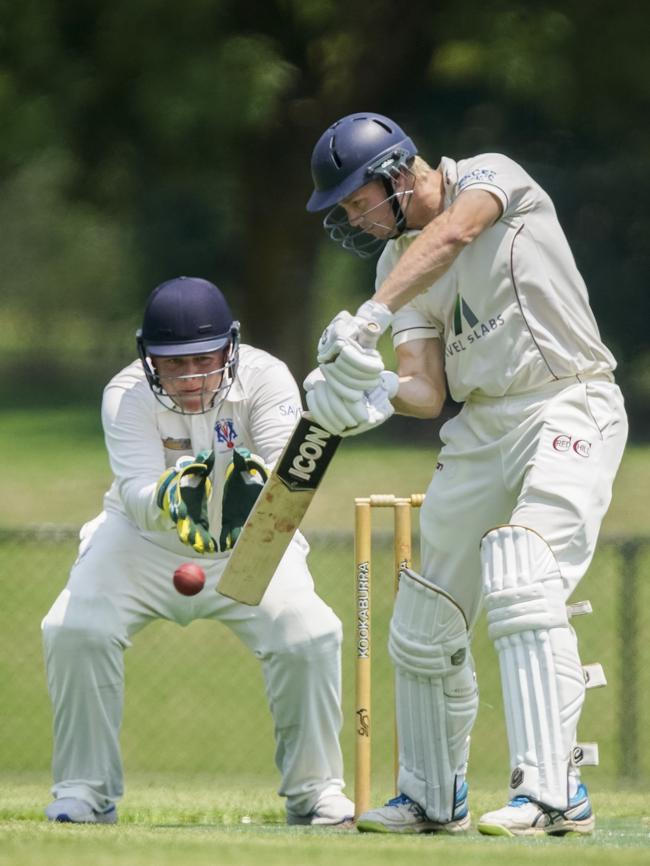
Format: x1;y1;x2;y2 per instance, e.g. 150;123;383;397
216;413;341;604
216;320;381;605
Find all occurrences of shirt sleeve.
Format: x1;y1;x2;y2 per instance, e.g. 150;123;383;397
391;303;442;348
102;381;171;532
245;360;303;467
454;153;538;218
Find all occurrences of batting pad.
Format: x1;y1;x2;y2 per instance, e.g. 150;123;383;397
481;525;586;809
388;568;478;822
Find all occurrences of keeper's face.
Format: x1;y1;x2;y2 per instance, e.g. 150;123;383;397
153;350;228;414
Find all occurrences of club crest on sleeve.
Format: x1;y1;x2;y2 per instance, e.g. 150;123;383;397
215;418;238;449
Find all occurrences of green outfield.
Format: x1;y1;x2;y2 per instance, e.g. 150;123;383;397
1;407;648;864
0;406;649;536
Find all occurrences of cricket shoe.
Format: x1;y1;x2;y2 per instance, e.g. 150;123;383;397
45;797;118;824
356;783;470;834
287;793;355;827
477;783;595;837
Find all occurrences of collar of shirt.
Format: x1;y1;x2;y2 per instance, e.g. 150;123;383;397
438;156;458;208
226;373;246;403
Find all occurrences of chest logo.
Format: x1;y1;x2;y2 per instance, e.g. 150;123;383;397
215;418;238;449
453;294;479;336
447;293;505;358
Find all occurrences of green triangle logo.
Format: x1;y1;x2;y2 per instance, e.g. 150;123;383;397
453;294;479;336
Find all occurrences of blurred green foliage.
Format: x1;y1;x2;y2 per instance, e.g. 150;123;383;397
1;0;648;431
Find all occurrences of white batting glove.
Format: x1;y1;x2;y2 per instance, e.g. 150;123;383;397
303;368;366;436
337;371;399;438
316;299;392;364
320;342;386;400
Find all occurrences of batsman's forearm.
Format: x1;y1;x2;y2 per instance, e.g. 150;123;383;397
392;375;446;419
375;215;467;312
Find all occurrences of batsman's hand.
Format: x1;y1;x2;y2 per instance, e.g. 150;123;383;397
304;368;366;436
320;341;386;400
338;370;399;437
156;450;218;554
316;299;392;365
220;448;269;550
304;368;399;438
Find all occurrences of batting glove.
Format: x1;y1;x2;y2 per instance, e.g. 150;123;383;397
303;368;367;436
156;450;218;554
336;370;399;438
316;299;392;365
320;342;386;400
220;448;269;550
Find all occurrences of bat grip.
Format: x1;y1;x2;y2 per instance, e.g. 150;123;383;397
357;320;381;349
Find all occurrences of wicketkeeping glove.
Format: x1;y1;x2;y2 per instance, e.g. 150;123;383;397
156;450;217;554
219;447;269;550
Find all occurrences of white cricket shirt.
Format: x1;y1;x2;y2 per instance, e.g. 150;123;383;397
101;345;303;553
381;153;616;401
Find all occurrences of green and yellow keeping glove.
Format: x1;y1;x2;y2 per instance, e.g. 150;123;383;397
219;448;269;551
156;450;217;554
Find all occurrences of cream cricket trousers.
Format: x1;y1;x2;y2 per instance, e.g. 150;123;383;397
420;378;628;625
42;512;345;816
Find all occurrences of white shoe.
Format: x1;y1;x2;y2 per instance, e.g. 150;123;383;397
287;793;355;826
356;785;470;835
477;783;595;837
45;797;118;824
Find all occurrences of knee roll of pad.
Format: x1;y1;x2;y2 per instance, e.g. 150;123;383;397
389;568;478;823
481;524;567;638
389;568;470;678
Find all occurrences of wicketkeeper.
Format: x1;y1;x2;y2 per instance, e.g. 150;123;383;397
303;112;628;836
42;276;354;826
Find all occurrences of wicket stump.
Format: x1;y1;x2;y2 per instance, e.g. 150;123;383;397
354;493;425;819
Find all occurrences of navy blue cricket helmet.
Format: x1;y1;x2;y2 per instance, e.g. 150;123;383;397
306;112;418;213
138;276;237;356
137;276;240;414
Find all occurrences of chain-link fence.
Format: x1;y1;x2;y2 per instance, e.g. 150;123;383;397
1;524;648;800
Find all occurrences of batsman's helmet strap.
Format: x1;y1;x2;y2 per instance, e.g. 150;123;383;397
306;112;417;212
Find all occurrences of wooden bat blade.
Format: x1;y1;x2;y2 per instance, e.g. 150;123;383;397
216;414;341;605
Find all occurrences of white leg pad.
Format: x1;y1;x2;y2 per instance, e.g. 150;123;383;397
388;568;478;823
481;525;586;809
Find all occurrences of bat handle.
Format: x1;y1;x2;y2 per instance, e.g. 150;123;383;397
357;319;382;349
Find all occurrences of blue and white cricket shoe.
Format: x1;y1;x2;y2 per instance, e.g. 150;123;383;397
477;783;595;836
45;797;118;824
356;783;470;834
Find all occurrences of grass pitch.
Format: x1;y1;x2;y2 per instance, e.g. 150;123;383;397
1;777;648;866
1;408;648;864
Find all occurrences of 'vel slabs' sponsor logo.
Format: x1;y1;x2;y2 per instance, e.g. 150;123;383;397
446;294;505;358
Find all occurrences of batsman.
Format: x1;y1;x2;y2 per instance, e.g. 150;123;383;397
304;113;628;836
41;276;354;826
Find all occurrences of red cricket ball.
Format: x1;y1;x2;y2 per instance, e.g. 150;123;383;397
173;562;206;596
